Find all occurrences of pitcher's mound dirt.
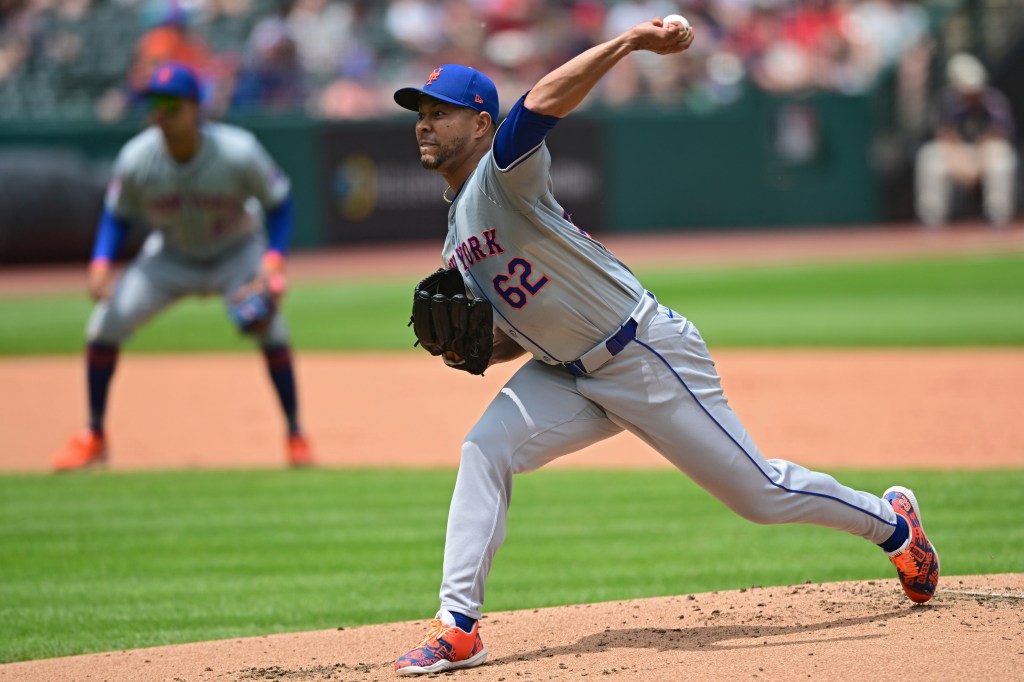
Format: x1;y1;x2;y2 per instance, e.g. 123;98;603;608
2;574;1020;682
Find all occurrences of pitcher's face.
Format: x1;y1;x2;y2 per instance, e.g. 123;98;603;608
415;97;481;174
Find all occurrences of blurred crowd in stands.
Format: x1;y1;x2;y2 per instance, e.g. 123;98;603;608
0;0;935;122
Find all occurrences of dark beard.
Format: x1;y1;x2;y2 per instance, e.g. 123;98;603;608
420;135;466;171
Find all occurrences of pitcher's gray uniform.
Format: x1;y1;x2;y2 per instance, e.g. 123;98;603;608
90;122;290;346
438;134;899;620
393;23;937;675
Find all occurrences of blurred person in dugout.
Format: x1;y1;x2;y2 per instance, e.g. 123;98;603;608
915;52;1018;227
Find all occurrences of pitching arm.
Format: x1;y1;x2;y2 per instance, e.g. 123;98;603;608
523;17;693;118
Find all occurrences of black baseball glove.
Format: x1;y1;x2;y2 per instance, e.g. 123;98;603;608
410;268;493;375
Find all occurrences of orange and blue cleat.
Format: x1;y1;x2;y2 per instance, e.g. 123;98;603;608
884;485;940;603
395;610;487;676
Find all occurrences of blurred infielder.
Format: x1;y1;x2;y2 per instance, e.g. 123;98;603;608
394;17;939;676
51;63;315;471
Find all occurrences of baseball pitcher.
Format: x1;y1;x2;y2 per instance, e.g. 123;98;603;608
394;17;938;676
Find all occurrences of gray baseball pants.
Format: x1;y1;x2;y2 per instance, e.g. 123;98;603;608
439;294;897;619
88;232;289;347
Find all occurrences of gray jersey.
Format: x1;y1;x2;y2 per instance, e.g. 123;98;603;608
105;122;290;261
444;140;643;363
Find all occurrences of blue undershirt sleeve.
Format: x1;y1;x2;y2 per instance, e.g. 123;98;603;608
493;94;561;169
265;196;294;255
91;208;130;261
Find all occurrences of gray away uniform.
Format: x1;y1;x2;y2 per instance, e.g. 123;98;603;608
89;122;291;346
438;138;899;620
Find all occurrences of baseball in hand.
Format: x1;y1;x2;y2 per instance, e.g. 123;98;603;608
663;14;691;31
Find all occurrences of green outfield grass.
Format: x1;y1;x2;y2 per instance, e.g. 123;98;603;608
1;252;1022;354
0;468;1021;663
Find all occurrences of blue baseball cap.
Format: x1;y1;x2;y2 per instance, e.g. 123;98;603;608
394;64;499;122
142;63;201;101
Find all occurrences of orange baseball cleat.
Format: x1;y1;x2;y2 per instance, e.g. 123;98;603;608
52;429;108;472
395;610;487;676
884;486;940;603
